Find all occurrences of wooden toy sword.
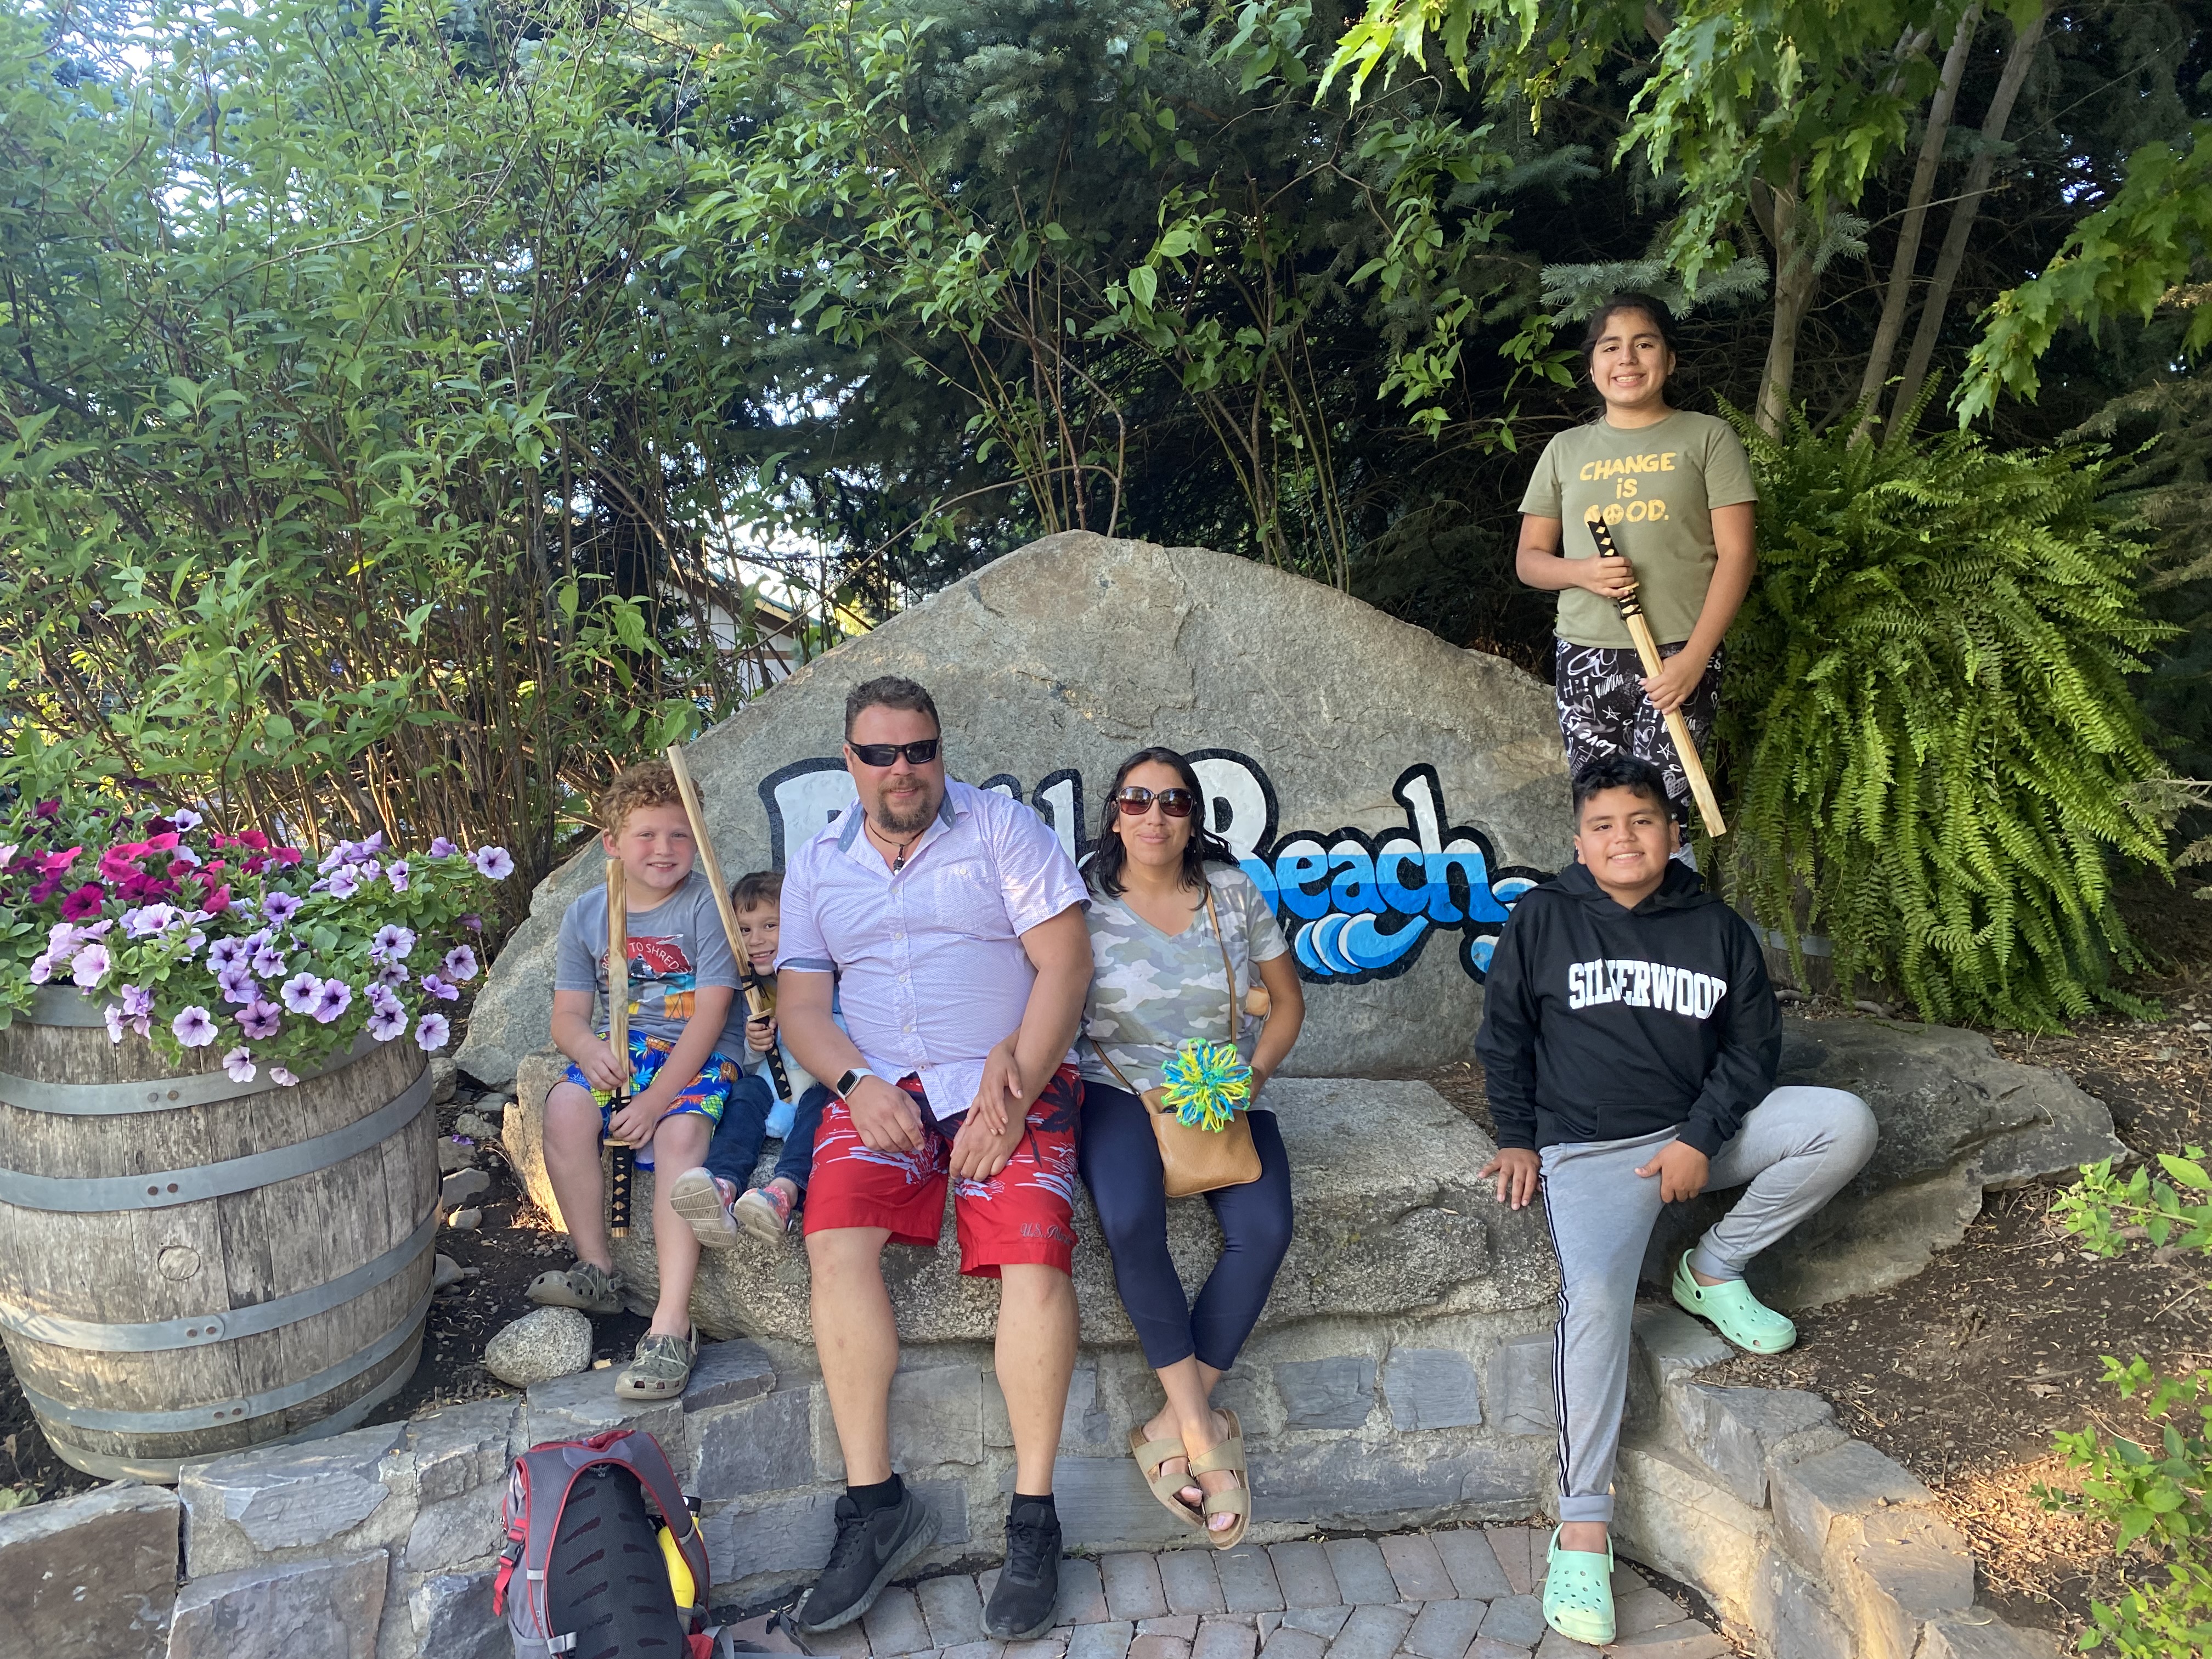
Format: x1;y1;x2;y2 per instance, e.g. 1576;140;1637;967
605;856;637;1238
1584;512;1729;838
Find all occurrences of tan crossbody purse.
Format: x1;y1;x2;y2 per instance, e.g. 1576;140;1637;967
1090;885;1263;1198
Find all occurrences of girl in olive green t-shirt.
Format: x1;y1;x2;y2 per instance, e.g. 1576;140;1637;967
1515;294;1757;839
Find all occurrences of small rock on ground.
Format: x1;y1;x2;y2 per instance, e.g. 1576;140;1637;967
483;1306;592;1386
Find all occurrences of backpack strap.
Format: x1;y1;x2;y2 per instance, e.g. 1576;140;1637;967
597;1430;712;1623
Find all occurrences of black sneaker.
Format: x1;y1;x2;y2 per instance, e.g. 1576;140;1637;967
984;1498;1063;1640
792;1488;937;1633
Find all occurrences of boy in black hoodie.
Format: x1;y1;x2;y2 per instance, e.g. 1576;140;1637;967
1475;755;1875;1646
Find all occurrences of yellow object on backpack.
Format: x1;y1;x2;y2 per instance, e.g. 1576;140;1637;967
658;1522;698;1610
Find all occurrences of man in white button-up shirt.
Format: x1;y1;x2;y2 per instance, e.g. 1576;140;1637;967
775;678;1092;1643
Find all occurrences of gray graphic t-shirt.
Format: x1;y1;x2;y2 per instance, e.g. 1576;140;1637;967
1081;865;1290;1098
554;868;750;1056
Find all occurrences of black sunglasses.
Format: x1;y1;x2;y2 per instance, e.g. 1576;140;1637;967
848;738;941;767
1113;786;1198;819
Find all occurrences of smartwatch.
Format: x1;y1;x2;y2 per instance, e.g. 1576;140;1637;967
836;1066;876;1098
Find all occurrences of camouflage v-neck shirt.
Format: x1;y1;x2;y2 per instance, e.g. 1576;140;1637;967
1080;865;1290;1098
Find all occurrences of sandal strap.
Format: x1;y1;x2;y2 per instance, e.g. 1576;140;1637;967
1201;1487;1250;1517
1188;1436;1245;1477
1131;1435;1190;1480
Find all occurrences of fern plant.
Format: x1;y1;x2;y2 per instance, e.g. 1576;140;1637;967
1712;410;2173;1029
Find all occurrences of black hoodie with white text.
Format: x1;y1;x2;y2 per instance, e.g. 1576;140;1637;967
1474;860;1779;1155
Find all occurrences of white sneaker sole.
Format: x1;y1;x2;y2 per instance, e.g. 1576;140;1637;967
669;1167;740;1250
733;1189;791;1243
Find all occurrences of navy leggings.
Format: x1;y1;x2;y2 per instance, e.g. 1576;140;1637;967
1077;1083;1294;1372
704;1074;830;1197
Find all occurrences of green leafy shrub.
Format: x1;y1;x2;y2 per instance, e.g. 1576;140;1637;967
1712;411;2173;1028
2048;1154;2212;1654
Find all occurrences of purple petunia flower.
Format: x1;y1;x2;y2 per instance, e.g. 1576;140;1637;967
206;936;248;972
171;808;202;831
46;920;83;955
428;837;457;858
270;1065;298;1087
366;1000;407;1042
251;940;287;978
280;972;323;1014
104;1003;128;1044
324;867;360;900
311;978;353;1024
172;1006;218;1048
261;891;303;926
221;1046;256;1084
357;860;382;885
168;843;202;868
27;953;56;985
374;959;410;988
385;860;409;893
414;1012;451;1052
123;902;180;938
217;965;258;1006
121;984;154;1018
72;944;111;990
371;924;416;960
441;945;479;983
461;913;482;933
420;973;459;1003
237;999;281;1039
470;846;515;881
367;982;402;1015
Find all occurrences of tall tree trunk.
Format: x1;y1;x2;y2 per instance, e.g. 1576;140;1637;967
1888;0;2053;434
1756;172;1820;437
1854;5;1980;439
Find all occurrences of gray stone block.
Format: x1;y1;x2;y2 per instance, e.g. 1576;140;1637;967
865;1585;935;1656
1161;1549;1227;1615
817;1363;985;1478
1612;1585;1687;1637
1104;1553;1171;1622
0;1481;179;1659
1249;1439;1538;1529
1260;1629;1327;1659
1432;1530;1511;1602
1383;1348;1483;1432
1324;1602;1412;1659
168;1548;388;1659
396;1398;519;1508
1059;1556;1110;1624
525;1369;686;1468
1379;1534;1454;1602
946;1643;1013;1659
1916;1617;2062;1658
1607;1627;1730;1657
695;1388;816;1496
1322;1539;1399;1606
1194;1617;1259;1659
1071;1621;1137;1659
1041;1456;1197;1549
1215;1545;1284;1613
1141;1614;1202;1639
1768;1441;1935;1572
181;1421;405;1572
913;1478;972;1547
1839;1508;1977;1659
1487;1334;1555;1437
685;1339;778;1411
1481;1528;1537;1598
1629;1307;1732;1388
1131;1635;1191;1659
1531;1633;1602;1659
1281;1606;1353;1642
922;1572;992;1646
701;1488;840;1577
1751;1555;1851;1659
402;1486;504;1572
1274;1358;1376;1430
408;1568;504;1659
1671;1384;1838;1507
1475;1594;1544;1649
1266;1542;1339;1609
1403;1598;1488;1659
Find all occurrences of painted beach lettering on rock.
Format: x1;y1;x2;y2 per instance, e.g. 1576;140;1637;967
758;752;1542;984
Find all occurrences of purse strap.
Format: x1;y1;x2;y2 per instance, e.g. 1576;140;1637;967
1088;876;1246;1098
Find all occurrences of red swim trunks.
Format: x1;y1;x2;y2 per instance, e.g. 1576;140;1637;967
803;1066;1083;1277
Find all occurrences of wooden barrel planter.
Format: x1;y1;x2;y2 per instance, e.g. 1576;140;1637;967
0;987;441;1481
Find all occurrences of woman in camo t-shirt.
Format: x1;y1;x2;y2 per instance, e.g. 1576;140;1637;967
1078;747;1305;1547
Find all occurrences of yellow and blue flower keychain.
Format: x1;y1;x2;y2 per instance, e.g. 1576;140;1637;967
1160;1040;1252;1132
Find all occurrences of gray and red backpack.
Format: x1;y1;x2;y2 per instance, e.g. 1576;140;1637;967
495;1427;724;1659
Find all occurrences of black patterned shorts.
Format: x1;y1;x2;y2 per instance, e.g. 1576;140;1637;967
1553;639;1722;822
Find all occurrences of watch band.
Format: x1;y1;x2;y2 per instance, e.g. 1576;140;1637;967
836;1066;875;1098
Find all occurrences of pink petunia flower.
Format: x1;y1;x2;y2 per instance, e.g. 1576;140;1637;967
59;884;105;921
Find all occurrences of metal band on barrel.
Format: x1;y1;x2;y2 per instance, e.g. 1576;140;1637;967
0;1206;438;1351
0;1034;383;1116
0;1069;432;1211
16;1289;432;1432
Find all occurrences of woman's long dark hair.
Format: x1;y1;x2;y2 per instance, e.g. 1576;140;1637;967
1087;747;1236;899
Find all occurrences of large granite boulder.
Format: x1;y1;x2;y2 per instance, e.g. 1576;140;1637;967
503;1066;1558;1345
460;532;1572;1085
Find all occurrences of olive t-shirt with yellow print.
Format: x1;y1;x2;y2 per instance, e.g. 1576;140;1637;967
1518;410;1757;650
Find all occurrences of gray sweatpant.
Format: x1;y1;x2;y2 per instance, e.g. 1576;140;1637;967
1539;1086;1877;1524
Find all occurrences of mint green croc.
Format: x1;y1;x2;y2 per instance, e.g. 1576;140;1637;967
1673;1251;1798;1353
1542;1527;1615;1645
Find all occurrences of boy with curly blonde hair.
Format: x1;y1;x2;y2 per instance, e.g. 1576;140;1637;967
531;760;751;1400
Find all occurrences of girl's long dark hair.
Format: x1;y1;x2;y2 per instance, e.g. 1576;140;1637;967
1087;747;1237;899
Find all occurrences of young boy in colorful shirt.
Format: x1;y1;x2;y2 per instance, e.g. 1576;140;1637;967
1475;754;1876;1645
533;761;751;1399
670;869;836;1246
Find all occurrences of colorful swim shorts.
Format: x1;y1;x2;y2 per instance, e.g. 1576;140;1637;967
560;1033;743;1169
803;1065;1084;1278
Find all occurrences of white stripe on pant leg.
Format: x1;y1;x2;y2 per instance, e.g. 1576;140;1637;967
1542;1179;1576;1517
